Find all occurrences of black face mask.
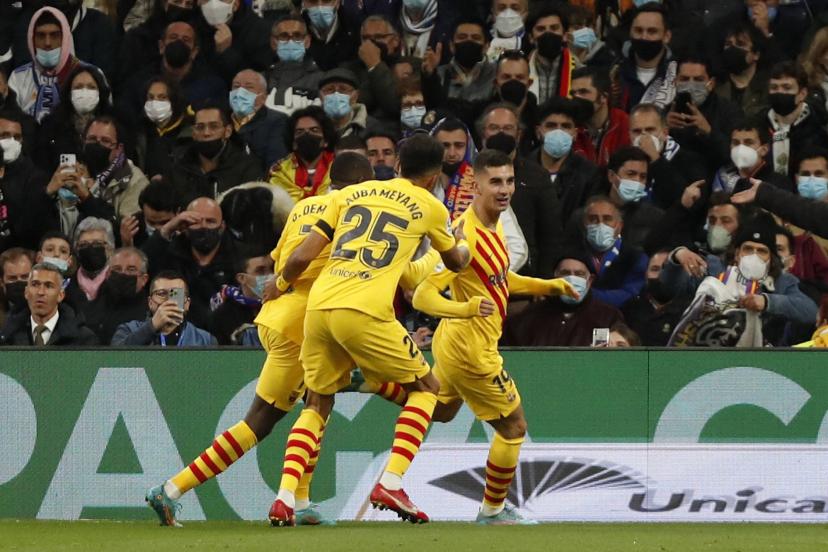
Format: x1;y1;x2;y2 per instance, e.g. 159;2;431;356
371;40;398;65
374;165;396;180
164;40;191;69
647;278;675;304
769;93;798;116
631;38;664;62
77;245;108;273
536;32;563;60
722;45;750;75
572;96;596;122
442;161;462;176
194;138;225;159
453;41;483;69
187;227;223;253
485;132;517;155
105;271;139;301
3;281;26;309
82;142;113;177
165;4;192;22
295;133;324;162
500;79;527;106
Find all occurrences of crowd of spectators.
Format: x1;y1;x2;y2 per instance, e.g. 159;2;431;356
1;0;828;348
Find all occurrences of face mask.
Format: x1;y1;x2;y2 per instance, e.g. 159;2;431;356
295;133;323;161
277;40;305;62
631;38;663;62
485;132;517;155
306;5;335;29
722;45;750;74
144;100;172;123
3;281;26;308
323;92;352;119
0;138;22;164
35;47;61;68
572;27;597;50
617;179;647;203
77;245;108;273
82;142;113;177
164;40;191;68
738;253;768;281
633;133;662;154
798;176;828;200
42;256;69;273
560;275;588;305
453;41;484;68
676;81;709;106
572;96;596;120
500;79;527;106
647;277;675;303
706;224;731;253
400;106;426;129
543;129;573;159
769;93;798;117
187;227;223;253
58;187;80;202
229;87;258;117
442;161;462;176
201;0;233;26
747;5;777;21
374;164;396;180
106;271;139;300
586;223;616;252
730;144;759;170
251;274;270;298
194;138;225;159
536;32;563;60
71;89;99;114
495;8;524;38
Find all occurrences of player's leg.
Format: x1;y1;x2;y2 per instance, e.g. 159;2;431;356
291;418;328;525
354;377;408;406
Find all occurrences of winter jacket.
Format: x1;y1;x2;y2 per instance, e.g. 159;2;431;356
305;12;359;71
266;57;323;114
193;5;272;83
81;287;149;345
236;107;289;171
111;318;217;346
589;241;649;308
714;70;770;121
135;115;194;180
754;181;828;239
531;148;602;223
610;52;676;112
649;146;709;210
577;108;631;167
622;293;689;346
0;303;98;346
268;151;334;202
669;92;744;174
0;156;59;252
340;58;402;128
169;139;263;203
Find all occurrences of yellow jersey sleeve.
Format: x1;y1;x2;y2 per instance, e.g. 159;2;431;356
274;194;334;288
424;194;455;252
399;248;441;290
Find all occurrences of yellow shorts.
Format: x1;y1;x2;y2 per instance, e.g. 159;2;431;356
254;325;306;412
432;335;521;421
301;308;430;395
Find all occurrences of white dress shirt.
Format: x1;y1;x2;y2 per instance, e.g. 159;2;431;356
31;310;60;345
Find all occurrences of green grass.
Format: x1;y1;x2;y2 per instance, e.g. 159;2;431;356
0;520;824;552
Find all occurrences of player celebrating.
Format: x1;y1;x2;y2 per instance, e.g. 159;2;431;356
268;134;471;526
145;153;434;527
412;149;579;525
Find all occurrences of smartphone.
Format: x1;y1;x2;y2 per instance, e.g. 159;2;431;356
674;91;693;115
59;154;76;174
592;328;610;348
169;287;186;311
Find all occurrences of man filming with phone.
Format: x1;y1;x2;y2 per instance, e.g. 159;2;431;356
111;271;216;346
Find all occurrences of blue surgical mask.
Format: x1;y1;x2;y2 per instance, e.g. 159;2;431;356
323;92;352;119
747;5;777;21
571;27;597;50
306;6;335;29
277;40;305;62
543;129;573;159
561;275;588;304
42;256;69;273
400;105;426;129
798;176;828;200
35;47;61;68
618;179;647;203
252;275;270;298
586;223;616;252
58;187;79;203
229;87;258;117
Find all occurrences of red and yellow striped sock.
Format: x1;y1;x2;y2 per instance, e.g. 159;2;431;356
278;409;325;496
384;391;436;480
481;432;524;515
169;421;257;495
294;422;327;507
375;382;408;406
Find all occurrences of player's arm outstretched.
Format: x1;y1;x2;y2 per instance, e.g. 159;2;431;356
507;271;580;300
399;249;441;290
412;265;495;319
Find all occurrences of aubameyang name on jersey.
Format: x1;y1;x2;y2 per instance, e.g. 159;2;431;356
345;188;423;219
291;202;326;222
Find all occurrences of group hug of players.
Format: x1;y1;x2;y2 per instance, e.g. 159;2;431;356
145;134;578;527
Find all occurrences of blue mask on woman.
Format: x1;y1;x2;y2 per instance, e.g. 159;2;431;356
798;176;828;200
324;92;352;119
277;40;305;62
561;275;588;305
586;223;616;252
571;27;597;50
543;129;573;159
400;106;426;129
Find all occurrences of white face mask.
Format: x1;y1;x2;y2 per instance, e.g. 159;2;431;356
730;144;759;170
201;0;233;26
71;89;100;114
0;137;22;164
633;133;662;153
738;253;768;281
144;100;173;123
495;8;524;37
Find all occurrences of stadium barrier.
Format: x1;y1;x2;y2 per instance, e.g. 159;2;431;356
2;348;827;522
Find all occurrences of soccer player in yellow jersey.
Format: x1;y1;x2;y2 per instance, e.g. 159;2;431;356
412;149;579;525
145;153;437;527
268;134;471;526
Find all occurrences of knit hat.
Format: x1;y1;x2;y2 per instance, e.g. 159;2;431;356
732;216;778;256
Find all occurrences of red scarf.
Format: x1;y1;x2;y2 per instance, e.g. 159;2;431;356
294;151;334;199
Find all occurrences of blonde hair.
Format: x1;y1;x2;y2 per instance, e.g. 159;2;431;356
801;27;828;90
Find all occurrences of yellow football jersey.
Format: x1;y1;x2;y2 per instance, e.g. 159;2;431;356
308;178;455;321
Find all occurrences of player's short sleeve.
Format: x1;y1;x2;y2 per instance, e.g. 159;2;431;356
312;191;341;242
425;198;455;252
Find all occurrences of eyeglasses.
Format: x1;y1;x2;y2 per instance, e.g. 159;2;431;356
321;84;355;95
401;100;425;109
151;288;188;300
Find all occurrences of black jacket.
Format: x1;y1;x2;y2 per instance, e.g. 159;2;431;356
0;156;59;252
762;107;828;180
80;286;149;345
211;298;257;346
649;147;709;210
194;6;272;84
340;59;402;129
237;107;289;171
622;293;690;346
754;181;828;239
532;149;602;224
669;92;744;174
169;139;263;203
305;15;359;71
135;116;194;180
0;303;98;346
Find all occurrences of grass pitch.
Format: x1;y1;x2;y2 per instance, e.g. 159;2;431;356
0;520;824;552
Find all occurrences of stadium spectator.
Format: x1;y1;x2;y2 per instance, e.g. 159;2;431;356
432;117;475;218
0;248;34;327
120;178;181;249
229;69;287;170
524;2;573;104
366;132;398;180
569;66;630;167
317;68;376;139
66;217;115;308
712;123;793;195
396;0;454;59
301;0;359;71
714;22;769;119
501;253;623;346
268;106;336;201
35;232;73;277
492;51;537;153
399;79;428;132
486;0;528;61
136;76;194;181
209;248;273;346
111;270;217;346
607;322;641;347
265;15;323;115
169;103;262;203
567;5;614;70
0;262;97;346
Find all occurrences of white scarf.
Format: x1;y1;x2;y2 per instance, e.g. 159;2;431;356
400;1;437;58
769;103;810;176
